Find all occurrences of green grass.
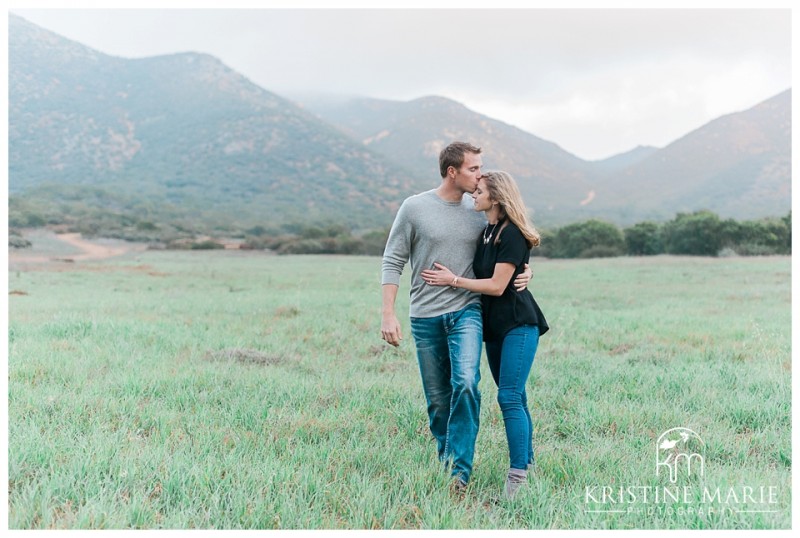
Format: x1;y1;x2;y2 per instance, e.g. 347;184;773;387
7;251;791;529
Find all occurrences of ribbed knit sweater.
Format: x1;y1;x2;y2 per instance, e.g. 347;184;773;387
381;189;487;318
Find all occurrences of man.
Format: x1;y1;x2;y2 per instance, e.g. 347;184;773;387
381;141;530;492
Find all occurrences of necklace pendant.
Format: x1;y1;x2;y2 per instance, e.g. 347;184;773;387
483;223;497;245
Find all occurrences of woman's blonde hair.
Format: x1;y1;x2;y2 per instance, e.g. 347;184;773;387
481;170;541;248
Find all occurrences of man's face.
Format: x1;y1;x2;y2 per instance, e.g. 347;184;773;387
452;152;482;193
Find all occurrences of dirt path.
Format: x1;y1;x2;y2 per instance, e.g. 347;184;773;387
9;232;147;264
56;233;140;260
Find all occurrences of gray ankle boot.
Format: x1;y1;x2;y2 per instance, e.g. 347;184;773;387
504;468;527;498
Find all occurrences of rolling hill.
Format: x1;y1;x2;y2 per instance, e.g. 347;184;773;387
9;14;429;231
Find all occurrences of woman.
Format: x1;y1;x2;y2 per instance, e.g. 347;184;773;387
421;170;548;498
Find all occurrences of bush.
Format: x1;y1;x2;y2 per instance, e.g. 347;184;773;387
728;243;784;256
717;247;739;258
662;210;723;256
531;228;555;258
359;228;390;256
136;221;160;231
662;211;791;257
8;234;32;249
731;216;791;255
10;212;47;228
551;219;625;259
624;221;663;255
277;239;325;254
190;240;225;250
579;244;625;258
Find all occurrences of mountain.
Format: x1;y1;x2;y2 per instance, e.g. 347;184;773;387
295;90;791;225
295;94;598;225
9;14;791;235
587;90;792;223
9;14;428;231
591;145;660;173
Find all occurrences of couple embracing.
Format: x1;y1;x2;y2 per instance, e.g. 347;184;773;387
381;141;549;498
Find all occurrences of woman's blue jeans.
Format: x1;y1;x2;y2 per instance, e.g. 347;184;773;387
485;325;539;470
410;303;482;484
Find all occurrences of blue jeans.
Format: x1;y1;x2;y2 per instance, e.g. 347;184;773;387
485;325;539;470
410;303;482;483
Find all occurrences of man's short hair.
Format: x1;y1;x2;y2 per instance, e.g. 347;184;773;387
439;141;482;178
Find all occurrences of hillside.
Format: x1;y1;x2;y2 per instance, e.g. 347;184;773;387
9;14;428;231
296;94;598;225
591;146;660;173
297;91;791;225
588;90;792;222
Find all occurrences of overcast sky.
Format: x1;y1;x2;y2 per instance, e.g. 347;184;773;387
7;4;793;161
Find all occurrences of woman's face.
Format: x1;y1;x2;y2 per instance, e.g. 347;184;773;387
471;177;494;212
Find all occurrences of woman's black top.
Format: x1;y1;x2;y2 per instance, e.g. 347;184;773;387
473;219;549;342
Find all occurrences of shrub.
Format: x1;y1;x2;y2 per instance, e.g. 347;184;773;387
551;219;625;259
190;240;225;250
277;239;325;255
8;234;32;249
359;228;390;256
624;221;663;255
730;243;783;256
531;228;555;258
579;244;625;258
662;210;723;256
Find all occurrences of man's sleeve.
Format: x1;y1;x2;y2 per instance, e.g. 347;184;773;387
381;201;412;286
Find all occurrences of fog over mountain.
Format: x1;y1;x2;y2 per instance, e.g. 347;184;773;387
9;14;791;232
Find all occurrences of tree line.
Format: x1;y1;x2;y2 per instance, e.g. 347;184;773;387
538;210;791;258
238;209;791;258
9;204;791;258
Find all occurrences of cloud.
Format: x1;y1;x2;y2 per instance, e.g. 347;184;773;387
10;7;791;160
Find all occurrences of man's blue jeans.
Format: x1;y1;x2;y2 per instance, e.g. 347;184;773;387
410;303;482;483
485;325;539;470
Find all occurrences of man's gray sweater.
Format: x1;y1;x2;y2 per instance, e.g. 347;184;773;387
381;189;487;318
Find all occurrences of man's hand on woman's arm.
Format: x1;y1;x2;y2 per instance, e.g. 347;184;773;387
513;263;532;291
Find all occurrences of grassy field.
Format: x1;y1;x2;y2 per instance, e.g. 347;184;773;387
7;249;792;529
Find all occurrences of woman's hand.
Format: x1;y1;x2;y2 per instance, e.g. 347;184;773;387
421;263;456;287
